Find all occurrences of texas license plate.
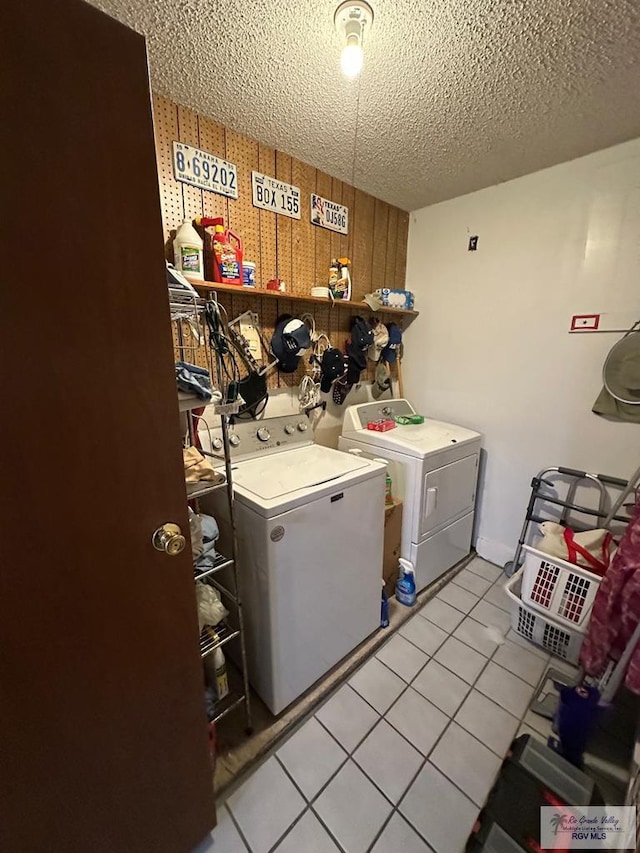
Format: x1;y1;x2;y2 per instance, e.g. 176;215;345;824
251;171;301;219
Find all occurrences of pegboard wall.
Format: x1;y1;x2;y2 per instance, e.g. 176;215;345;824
154;93;411;390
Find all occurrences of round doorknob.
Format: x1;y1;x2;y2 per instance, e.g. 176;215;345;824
152;523;186;556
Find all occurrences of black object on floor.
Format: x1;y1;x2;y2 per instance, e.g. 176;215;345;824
467;735;604;853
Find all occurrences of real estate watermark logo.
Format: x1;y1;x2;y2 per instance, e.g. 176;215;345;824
541;806;636;849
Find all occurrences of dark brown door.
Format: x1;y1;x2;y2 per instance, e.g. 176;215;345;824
0;1;215;850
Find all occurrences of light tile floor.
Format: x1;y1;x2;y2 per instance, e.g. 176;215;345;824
196;557;564;853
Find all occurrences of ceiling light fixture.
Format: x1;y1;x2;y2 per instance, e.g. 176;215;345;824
334;0;374;79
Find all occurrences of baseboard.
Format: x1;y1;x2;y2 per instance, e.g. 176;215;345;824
475;536;514;568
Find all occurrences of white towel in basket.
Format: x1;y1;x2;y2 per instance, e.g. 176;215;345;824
537;522;616;575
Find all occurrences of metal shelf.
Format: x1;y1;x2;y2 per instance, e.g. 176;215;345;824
211;692;246;725
194;553;234;582
186;479;226;500
205;576;238;607
173;289;252;734
200;622;240;659
178;392;240;414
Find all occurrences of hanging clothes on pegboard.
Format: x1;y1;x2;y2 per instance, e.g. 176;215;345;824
298;313;332;411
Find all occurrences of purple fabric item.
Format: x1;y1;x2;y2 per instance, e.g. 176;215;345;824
580;498;640;694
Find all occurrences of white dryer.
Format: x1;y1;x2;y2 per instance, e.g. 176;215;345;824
200;415;385;715
339;399;481;591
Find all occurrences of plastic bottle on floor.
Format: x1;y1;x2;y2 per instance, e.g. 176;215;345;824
381;581;390;627
395;558;416;607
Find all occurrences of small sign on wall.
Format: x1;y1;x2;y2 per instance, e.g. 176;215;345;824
251;171;301;219
569;311;638;333
172;142;238;199
310;193;349;235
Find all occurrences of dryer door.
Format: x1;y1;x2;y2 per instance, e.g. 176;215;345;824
419;453;478;538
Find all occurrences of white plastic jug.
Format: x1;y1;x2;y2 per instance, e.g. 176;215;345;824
173;219;204;279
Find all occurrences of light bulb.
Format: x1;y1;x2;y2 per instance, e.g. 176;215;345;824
340;43;363;78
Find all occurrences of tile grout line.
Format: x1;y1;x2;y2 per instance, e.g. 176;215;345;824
364;752;436;853
280;681;532;849
386;635;532;813
369;608;524;757
450;577;495;597
222;801;253;853
313;683;458;852
337;646;548;846
297;714;404;850
335;619;505;829
307;801;350;853
363;652;495;853
225;559;542;853
310;671;465;849
465;565;504;583
391;644;527;822
394;625;451;660
422;609;499;650
268;614;538;851
269;754;347;853
274;744;348;806
293;676;534;850
215;556;476;806
417;601;548;692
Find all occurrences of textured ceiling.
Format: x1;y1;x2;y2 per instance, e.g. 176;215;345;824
88;0;640;211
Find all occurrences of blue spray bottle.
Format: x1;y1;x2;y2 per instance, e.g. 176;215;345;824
395;558;416;607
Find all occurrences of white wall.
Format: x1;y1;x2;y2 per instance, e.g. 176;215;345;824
404;139;640;566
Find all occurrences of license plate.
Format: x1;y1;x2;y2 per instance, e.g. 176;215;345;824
251;171;301;219
311;193;349;234
172;141;238;199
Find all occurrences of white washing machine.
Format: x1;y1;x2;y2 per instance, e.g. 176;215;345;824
200;414;385;715
339;399;481;591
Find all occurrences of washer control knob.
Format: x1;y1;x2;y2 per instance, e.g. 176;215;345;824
211;437;223;451
284;424;295;435
257;427;271;442
297;421;308;432
229;434;240;447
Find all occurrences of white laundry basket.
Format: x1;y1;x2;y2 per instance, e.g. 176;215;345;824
504;569;585;664
520;545;603;629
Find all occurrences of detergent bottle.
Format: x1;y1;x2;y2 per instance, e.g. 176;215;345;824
173;219;204;279
395;558;417;607
195;216;218;280
339;257;352;301
195;217;243;285
213;219;243;286
215;224;243;285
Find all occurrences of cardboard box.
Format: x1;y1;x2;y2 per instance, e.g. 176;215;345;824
383;499;403;599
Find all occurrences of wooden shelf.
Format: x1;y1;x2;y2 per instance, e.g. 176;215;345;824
192;280;419;318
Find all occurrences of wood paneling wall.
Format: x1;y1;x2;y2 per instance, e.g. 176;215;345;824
153;94;410;390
